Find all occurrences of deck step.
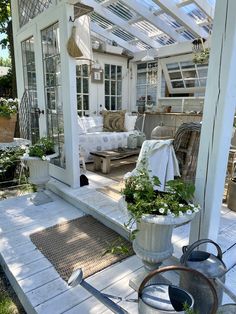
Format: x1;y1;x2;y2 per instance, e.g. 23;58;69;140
47;179;130;240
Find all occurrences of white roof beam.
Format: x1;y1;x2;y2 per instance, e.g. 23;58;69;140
101;0;117;7
153;9;164;16
83;0;161;49
128;16;144;25
91;22;138;53
197;19;211;27
124;0;184;42
177;0;193;8
153;0;209;38
193;0;214;20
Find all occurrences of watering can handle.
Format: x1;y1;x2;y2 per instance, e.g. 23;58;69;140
180;238;223;265
138;265;218;314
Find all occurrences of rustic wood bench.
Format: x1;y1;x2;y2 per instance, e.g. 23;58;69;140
90;148;140;174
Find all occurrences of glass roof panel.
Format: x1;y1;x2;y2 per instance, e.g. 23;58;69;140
137;0;160;11
133;20;163;37
112;28;136;41
107;1;136;21
134;41;152;50
91;12;114;29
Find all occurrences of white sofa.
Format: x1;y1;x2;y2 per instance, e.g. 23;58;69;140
78;114;137;162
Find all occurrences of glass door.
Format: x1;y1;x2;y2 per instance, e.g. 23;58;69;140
41;22;65;168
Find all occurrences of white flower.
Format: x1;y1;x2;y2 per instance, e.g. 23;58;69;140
193;207;199;213
163;203;168;207
179;211;183;216
179;204;184;207
42;156;46;161
167;209;172;216
159;207;165;214
189;203;195;208
186;209;192;215
25;148;29;154
23;153;29;157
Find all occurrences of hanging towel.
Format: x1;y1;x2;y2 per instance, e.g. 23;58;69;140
125;139;180;191
74;15;93;65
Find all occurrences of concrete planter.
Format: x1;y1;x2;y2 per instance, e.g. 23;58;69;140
0;114;17;143
133;213;195;271
22;153;57;205
227;179;236;211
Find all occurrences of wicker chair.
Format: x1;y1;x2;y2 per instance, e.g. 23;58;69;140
173;122;201;183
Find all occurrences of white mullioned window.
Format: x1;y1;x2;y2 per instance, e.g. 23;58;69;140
104;64;122;110
76;64;89;116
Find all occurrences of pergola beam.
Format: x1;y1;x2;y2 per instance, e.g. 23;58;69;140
193;0;214;20
190;0;236;242
91;22;138;53
83;0;161;49
177;0;193;8
153;0;209;38
124;0;184;42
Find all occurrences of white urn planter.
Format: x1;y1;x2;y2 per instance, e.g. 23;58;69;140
133;213;195;271
22;153;58;206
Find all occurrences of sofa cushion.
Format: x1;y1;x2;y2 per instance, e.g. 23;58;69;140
102;110;126;132
81;116;103;132
78;117;86;134
125;113;137;131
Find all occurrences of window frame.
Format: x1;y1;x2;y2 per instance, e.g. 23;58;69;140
76;64;90;117
160;54;208;94
104;64;122;111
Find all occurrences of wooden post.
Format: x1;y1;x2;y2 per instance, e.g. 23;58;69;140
190;0;236;242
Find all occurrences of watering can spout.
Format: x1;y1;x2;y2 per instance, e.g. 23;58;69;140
68;268;129;314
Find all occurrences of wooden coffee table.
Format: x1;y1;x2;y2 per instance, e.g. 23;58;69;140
90;148;140;174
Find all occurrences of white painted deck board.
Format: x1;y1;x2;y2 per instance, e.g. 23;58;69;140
0;173;236;313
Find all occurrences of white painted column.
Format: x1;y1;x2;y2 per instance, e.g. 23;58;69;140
58;3;80;187
190;0;236;242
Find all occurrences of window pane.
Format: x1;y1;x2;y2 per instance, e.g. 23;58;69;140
171;80;184;88
82;64;88;76
180;61;194;69
105;96;110;110
167;63;179;71
111;96;116;110
184;79;199;88
117;66;122;79
77;78;81;93
117;81;122;95
77;95;82;110
105;80;110;95
83;95;89;110
105;64;110;79
111;65;116;80
117;97;122;110
83;78;88;93
182;70;197;79
169;72;182;80
111;81;116;95
76;65;81;76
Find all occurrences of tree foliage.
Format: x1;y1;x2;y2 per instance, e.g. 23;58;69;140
0;0;11;49
0;0;17;97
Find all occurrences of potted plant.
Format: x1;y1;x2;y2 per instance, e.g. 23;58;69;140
21;137;58;205
0;98;18;143
120;168;200;270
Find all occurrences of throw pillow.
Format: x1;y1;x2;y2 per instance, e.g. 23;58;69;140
125;113;137;131
102;110;126;132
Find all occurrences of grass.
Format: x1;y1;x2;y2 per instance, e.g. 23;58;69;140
0;266;25;314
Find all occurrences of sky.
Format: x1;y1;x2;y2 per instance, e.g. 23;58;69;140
0;34;10;59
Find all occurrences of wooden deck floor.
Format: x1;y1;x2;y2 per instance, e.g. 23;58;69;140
0;172;236;313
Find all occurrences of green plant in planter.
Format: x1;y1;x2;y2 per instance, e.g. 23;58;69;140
0;98;18;118
24;137;55;160
193;48;210;64
122;167;200;226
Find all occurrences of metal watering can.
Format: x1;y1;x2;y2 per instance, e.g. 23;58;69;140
180;239;227;314
68;266;198;313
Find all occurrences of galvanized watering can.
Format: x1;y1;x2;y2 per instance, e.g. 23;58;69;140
68;266;200;313
180;239;227;314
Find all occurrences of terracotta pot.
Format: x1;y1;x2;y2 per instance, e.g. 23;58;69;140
0;115;17;143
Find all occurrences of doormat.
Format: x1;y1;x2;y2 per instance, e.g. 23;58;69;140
30;216;133;281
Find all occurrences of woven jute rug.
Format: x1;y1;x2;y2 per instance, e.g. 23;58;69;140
30;216;133;281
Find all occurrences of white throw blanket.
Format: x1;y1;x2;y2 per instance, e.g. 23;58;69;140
126;140;180;191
